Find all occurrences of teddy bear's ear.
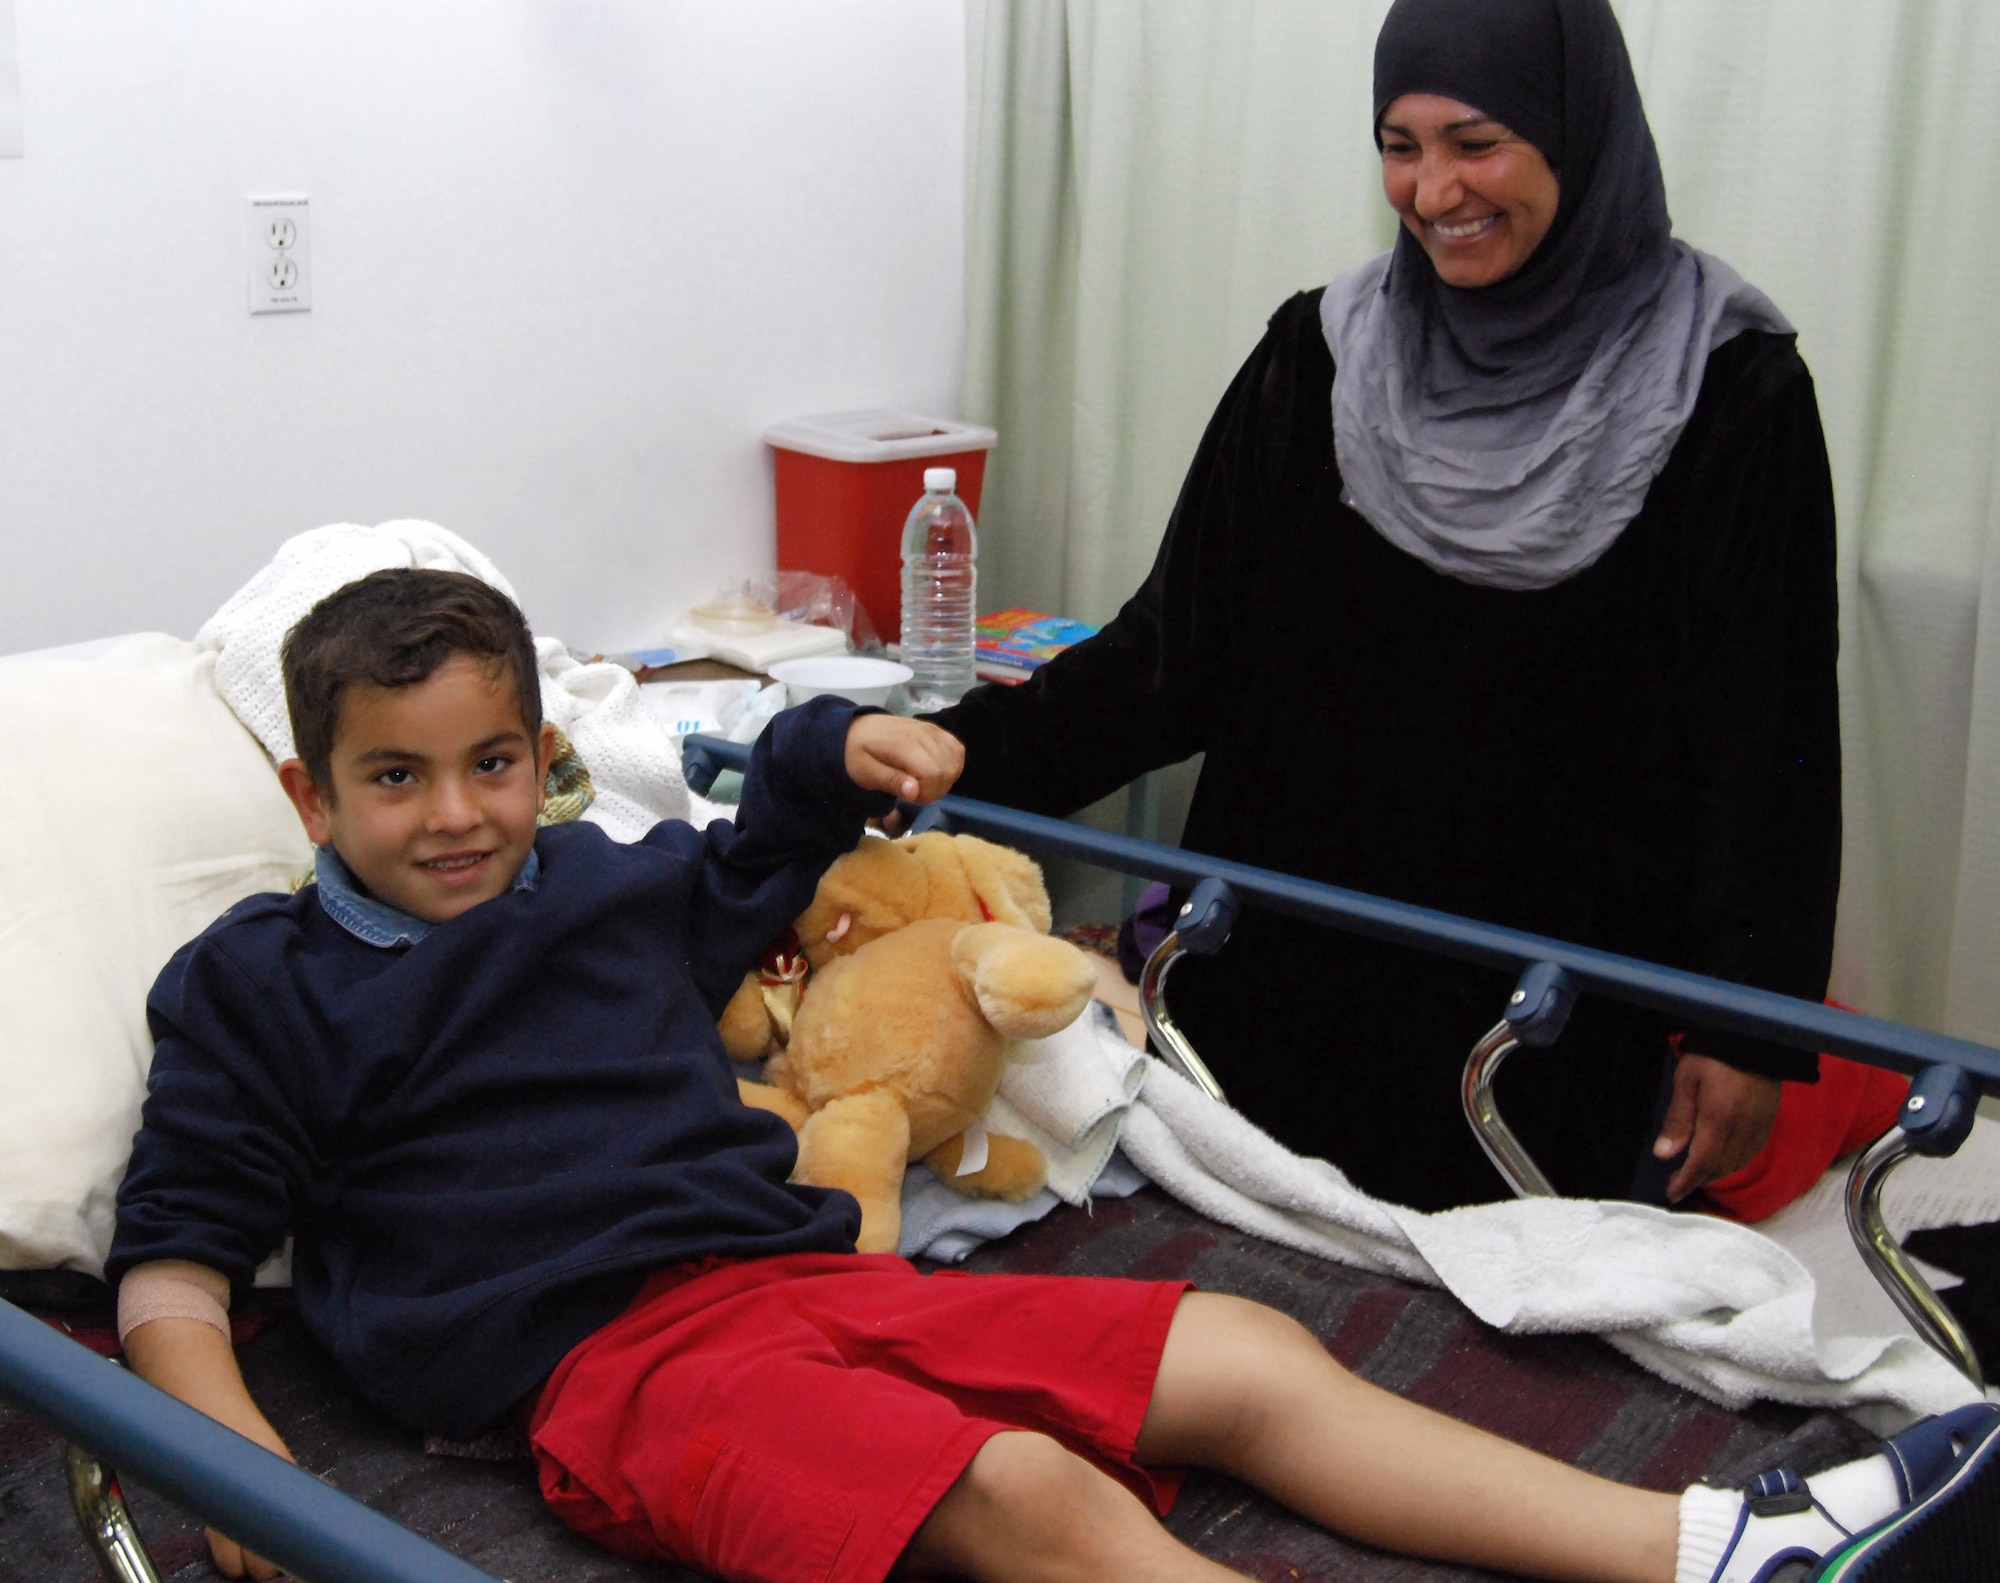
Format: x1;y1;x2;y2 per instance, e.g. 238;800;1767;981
796;835;927;961
949;835;1054;934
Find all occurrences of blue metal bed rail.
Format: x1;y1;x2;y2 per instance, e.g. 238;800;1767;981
0;1296;500;1583
681;734;2000;1092
686;733;1995;1388
2;734;1990;1583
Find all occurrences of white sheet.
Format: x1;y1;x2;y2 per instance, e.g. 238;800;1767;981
900;1012;1996;1425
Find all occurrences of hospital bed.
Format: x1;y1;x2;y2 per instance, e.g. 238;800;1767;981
2;729;1993;1583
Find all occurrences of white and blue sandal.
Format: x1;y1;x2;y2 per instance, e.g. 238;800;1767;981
1692;1467;1856;1583
1808;1404;2000;1581
1685;1403;2000;1583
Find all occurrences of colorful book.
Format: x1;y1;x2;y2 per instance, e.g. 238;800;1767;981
974;608;1099;674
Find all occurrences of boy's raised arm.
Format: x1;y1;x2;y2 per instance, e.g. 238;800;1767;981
660;703;961;1013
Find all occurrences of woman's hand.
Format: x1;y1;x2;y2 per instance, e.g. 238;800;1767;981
1652;1053;1782;1202
844;715;964;806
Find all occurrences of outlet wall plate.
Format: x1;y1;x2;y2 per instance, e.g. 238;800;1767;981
247;194;311;315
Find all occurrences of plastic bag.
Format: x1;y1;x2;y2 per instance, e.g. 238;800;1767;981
694;572;882;655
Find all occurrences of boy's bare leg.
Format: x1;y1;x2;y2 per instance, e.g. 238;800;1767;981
1135;1292;1682;1583
897;1430;1236;1582
899;1292;1685;1583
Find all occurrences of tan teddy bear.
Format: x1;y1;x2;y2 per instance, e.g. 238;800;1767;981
726;832;1098;1253
718;830;1063;1061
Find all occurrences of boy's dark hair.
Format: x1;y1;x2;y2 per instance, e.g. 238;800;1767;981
282;569;542;790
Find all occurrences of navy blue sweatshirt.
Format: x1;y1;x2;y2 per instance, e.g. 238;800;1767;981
109;697;882;1436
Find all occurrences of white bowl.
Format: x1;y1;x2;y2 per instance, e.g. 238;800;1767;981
766;655;914;707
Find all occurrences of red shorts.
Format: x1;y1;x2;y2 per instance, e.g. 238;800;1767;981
528;1253;1190;1583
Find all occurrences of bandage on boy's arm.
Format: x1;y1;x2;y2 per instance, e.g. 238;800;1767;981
120;1263;297;1577
118;1258;233;1341
119;1259;292;1456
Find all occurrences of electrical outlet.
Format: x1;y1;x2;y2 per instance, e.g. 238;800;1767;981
247;195;311;315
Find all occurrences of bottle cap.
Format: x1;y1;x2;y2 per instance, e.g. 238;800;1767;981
923;466;956;492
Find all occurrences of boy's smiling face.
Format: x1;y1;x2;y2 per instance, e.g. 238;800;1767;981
279;654;556;925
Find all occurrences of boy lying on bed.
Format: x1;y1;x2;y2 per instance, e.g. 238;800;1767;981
108;569;1997;1583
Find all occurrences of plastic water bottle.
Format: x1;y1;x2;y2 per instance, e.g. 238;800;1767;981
900;466;978;709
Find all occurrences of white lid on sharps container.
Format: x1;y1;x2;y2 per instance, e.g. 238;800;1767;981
763;410;996;463
924;467;957;492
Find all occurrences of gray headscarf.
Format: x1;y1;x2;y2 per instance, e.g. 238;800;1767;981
1321;0;1791;591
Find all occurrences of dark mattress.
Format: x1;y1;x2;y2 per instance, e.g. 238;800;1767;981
2;1187;1891;1583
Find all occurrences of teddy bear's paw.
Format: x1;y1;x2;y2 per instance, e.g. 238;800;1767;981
795;1092;912;1253
951;925;1097;1040
925;1130;1048;1202
851;1202;904;1254
736;1077;811;1131
717;969;778;1061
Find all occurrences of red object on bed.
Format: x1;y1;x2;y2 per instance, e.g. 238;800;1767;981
1701;1051;1911;1223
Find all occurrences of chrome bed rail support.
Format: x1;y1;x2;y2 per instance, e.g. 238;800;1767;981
1136;878;1238;1103
0;1298;502;1583
1844;1065;1986;1388
1460;963;1578;1201
67;1439;164;1583
1460;1024;1551;1198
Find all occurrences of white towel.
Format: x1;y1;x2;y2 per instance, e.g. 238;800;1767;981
195;522;694;841
990;1011;1149;1204
1754;1116;2000;1355
897;1008;1149;1259
1120;1056;1991;1424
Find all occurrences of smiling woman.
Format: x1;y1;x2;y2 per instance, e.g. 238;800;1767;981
934;0;1844;1214
1375;98;1560;290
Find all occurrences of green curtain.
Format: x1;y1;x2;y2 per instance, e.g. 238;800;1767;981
963;0;2000;1042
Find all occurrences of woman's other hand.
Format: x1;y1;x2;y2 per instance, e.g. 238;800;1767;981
1652;1053;1782;1202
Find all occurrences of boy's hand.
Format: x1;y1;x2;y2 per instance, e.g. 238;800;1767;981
844;715;964;806
123;1314;298;1578
209;1526;286;1581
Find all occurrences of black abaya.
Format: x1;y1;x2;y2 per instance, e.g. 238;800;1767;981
931;291;1840;1212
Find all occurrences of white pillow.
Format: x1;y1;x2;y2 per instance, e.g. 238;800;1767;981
0;634;312;1277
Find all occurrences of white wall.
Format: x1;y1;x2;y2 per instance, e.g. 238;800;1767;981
0;1;967;653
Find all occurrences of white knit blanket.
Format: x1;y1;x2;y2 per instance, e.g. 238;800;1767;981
195;522;698;841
